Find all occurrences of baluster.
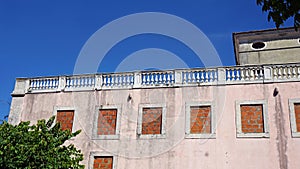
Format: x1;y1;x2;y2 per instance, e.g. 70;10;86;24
131;75;134;85
250;68;255;80
166;73;170;83
205;71;209;82
154;73;158;84
106;76;110;86
50;79;54;89
287;67;292;79
236;69;240;81
116;75;119;86
103;76;107;86
39;80;43;89
186;72;190;83
254;69;259;80
171;73;174;83
81;77;84;87
195;71;200;82
214;70;217;82
36;80;40;89
191;72;195;82
45;79;49;89
92;77;95;87
128;75;131;85
76;78;79;87
72;78;76;88
88;77;91;87
130;75;133;85
149;74;153;84
200;71;204;82
209;71;213;82
141;74;145;84
227;69;231;81
273;67;278;79
43;79;46;89
245;69;250;80
240;69;245;81
119;75;123;86
283;67;287;79
292;66;297;78
259;68;263;79
43;79;47;89
68;78;72;88
145;73;149;84
114;75;118;86
278;67;282;79
231;69;235;81
297;67;300;79
158;73;162;84
48;79;51;89
80;77;83;87
32;80;35;89
122;75;126;86
182;72;187;83
86;77;89;87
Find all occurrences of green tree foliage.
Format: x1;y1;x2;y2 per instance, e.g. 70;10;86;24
256;0;300;29
0;116;84;169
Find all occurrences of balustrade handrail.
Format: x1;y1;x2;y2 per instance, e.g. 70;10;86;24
13;62;300;94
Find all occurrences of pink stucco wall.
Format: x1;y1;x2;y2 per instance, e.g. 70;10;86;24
10;82;300;169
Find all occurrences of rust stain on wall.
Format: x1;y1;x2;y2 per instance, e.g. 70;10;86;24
275;94;288;169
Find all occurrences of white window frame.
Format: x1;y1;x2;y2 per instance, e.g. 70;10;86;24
137;104;166;139
289;98;300;137
92;105;122;140
185;101;216;139
53;106;76;133
89;152;117;169
236;100;269;138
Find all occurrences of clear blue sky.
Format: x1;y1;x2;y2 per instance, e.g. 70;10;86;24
0;0;293;120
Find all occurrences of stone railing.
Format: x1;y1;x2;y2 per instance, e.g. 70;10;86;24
11;63;300;95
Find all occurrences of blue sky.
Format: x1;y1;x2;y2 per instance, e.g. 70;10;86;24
0;1;293;120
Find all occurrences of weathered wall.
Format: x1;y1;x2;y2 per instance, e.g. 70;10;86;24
9;82;300;169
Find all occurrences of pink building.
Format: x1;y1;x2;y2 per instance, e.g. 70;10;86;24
9;28;300;169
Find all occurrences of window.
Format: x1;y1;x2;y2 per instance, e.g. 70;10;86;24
53;107;76;131
185;102;216;139
93;156;113;169
137;104;166;139
289;99;300;137
236;100;269;138
251;41;266;50
89;152;117;169
92;105;121;140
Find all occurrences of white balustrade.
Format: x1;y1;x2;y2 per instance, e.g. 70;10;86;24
226;66;263;82
102;73;134;87
141;71;174;85
66;75;95;88
29;77;59;90
272;64;300;80
24;63;300;93
182;69;217;84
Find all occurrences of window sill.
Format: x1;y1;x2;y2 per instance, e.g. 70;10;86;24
237;132;269;138
185;133;216;139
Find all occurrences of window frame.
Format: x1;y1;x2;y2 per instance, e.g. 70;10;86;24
53;106;76;132
289;98;300;138
137;103;166;139
235;100;269;138
185;101;216;139
89;152;117;169
92;105;122;140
